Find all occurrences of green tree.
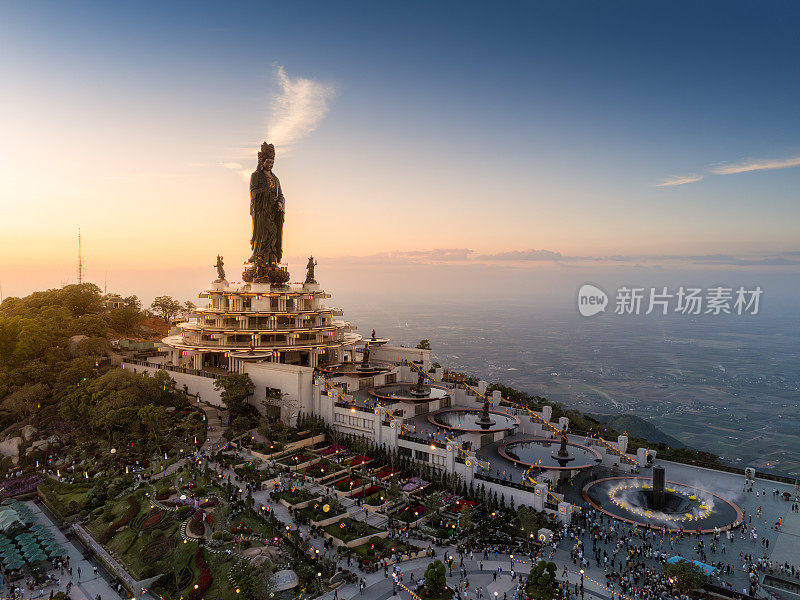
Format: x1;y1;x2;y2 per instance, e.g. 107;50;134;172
237;564;274;600
73;313;109;337
75;336;111;358
150;295;182;324
423;492;439;517
123;295;141;309
2;383;49;420
214;372;255;419
416;339;431;350
105;305;142;334
664;559;704;594
526;560;558;600
424;560;446;597
137;405;168;447
459;505;473;530
59;283;104;316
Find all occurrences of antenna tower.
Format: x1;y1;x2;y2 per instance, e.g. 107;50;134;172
77;228;84;284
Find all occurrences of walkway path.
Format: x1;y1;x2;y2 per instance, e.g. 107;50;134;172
21;503;125;600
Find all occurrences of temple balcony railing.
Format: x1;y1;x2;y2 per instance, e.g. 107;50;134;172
122;358;222;379
193;323;334;332
177;338;343;349
193;305;330;315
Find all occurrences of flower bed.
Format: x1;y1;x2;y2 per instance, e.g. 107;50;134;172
276;450;314;465
372;467;399;480
300;459;341;479
175;505;196;520
323;518;383;543
334;477;362;492
351;485;381;500
363;490;390;506
438;494;460;507
272;488;317;506
299;500;347;524
231;521;252;534
351;536;421;564
141;534;176;565
161;498;188;507
319;444;346;456
447;499;477;513
401;477;429;493
394;505;427;523
99;496;140;543
187;547;212;600
141;509;170;530
187;509;205;537
345;455;372;468
0;475;44;498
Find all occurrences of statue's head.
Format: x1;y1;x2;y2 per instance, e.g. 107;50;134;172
258;142;275;172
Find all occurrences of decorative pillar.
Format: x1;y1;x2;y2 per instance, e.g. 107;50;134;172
464;456;477;485
492;390;502;405
558;416;569;430
557;502;573;525
617;435;628;453
542;405;552;423
387;418;400;448
373;407;383;445
533;483;548;511
477;380;487;396
445;442;456;474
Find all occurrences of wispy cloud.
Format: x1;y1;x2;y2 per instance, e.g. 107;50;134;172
220;162;243;170
654;174;703;187
267;66;336;150
311;248;800;269
709;155;800;175
475;249;572;261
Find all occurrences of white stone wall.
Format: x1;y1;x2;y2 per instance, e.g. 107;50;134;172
243;362;314;424
122;360;314;424
370;345;431;369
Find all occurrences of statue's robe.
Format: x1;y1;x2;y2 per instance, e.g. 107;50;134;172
250;169;285;263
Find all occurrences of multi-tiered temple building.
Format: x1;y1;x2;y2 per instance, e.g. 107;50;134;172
162;279;360;371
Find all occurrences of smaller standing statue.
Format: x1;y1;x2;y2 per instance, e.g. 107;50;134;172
305;255;317;284
361;343;371;367
557;423;569;457
214;255;226;281
371;329;376;340
476;395;496;428
416;368;426;392
481;397;491;422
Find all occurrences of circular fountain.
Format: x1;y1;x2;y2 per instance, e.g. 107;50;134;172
582;468;743;532
498;437;602;471
316;361;392;376
369;383;450;404
428;408;520;433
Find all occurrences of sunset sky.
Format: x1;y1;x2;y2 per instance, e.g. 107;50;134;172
2;1;799;303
